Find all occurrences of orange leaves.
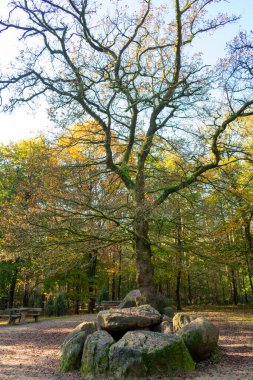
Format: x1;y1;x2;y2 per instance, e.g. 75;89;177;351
58;121;106;162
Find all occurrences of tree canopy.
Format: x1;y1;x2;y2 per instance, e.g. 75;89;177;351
0;0;253;307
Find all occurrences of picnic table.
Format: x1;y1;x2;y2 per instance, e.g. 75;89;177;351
0;307;42;325
97;300;122;310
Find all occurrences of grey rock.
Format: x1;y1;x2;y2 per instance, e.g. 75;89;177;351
119;289;168;313
97;304;162;332
60;322;97;372
81;330;115;378
118;289;141;309
152;320;172;334
161;320;173;334
109;330;195;379
177;317;219;361
173;313;198;332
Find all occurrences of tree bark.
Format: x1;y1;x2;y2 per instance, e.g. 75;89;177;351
187;272;192;305
111;252;116;301
134;217;156;305
117;249;122;300
87;251;97;313
231;268;238;305
175;204;183;311
243;219;253;296
23;275;30;307
74;276;81;314
176;268;182;311
8;260;19;308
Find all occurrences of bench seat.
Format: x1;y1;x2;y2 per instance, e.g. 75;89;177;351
0;310;22;324
0;308;42;324
98;300;121;310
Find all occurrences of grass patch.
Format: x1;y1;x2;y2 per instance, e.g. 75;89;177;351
183;305;253;323
0;314;90;326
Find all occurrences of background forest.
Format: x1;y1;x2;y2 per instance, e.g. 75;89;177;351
0;0;253;314
0;118;252;313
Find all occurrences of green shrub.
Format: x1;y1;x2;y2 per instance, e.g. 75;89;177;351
44;295;55;316
54;292;67;316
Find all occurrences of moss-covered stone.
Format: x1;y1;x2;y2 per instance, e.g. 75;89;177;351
81;330;115;378
97;304;162;332
177;317;219;361
59;321;97;372
108;330;195;379
173;313;198;332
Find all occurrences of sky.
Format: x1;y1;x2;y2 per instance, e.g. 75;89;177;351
0;0;252;145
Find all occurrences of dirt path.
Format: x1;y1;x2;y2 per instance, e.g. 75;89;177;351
0;312;252;380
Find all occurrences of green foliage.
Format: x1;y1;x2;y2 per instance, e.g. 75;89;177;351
54;292;67;316
97;285;109;303
44;295;55;316
44;293;67;316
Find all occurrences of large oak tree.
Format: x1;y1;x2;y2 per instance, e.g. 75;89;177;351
1;0;253;306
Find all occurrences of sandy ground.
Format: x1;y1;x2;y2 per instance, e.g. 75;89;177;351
0;311;252;380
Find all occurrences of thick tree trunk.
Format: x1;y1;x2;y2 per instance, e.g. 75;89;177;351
134;217;156;305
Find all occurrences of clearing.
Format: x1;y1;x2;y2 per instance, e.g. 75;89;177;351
0;308;252;380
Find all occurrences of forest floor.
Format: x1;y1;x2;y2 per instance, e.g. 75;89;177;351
0;307;252;380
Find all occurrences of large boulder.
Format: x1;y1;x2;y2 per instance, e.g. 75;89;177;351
81;330;115;378
173;313;198;332
119;289;168;313
109;330;195;379
177;317;219;361
118;289;141;309
60;321;97;372
97;304;162;332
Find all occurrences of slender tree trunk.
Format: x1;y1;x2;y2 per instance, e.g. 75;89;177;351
166;280;171;298
40;292;46;310
87;251;97;313
75;298;80;314
231;268;238;305
246;260;253;296
176;269;182;311
75;276;80;314
23;275;30;307
187;272;192;305
175;204;183;311
242;275;248;304
8;261;19;308
112;252;116;301
243;219;253;296
117;249;122;300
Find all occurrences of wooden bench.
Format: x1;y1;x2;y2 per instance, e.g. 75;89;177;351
0;309;22;325
19;308;42;323
98;300;121;310
0;308;42;324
